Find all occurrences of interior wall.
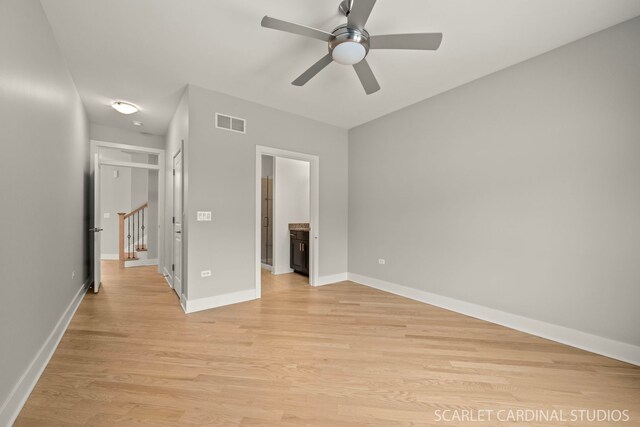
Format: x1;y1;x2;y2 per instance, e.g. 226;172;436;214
147;169;159;259
130;153;149;209
273;157;310;275
261;155;274;178
186;84;348;301
348;17;640;347
164;88;189;294
0;0;89;419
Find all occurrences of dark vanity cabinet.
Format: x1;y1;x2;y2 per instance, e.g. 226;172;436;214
290;230;309;276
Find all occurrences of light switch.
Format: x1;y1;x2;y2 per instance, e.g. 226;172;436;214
113;170;119;178
103;213;110;219
197;211;212;221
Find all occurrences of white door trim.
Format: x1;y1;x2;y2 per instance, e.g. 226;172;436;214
90;140;166;275
172;147;184;301
255;146;320;298
99;159;160;170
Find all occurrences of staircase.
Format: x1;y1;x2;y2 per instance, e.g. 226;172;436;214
118;203;154;268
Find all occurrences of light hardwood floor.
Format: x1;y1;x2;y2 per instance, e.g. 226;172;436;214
15;262;640;426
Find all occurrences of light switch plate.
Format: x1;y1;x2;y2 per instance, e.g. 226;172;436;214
197;211;212;221
103;213;110;219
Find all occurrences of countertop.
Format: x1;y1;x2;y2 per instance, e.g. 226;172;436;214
289;223;310;231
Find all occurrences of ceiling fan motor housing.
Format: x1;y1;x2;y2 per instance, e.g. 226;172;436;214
329;24;370;65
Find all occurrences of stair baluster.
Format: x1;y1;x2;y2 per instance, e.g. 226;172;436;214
118;202;149;263
137;210;140;250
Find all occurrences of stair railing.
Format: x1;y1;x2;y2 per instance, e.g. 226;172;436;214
118;202;148;261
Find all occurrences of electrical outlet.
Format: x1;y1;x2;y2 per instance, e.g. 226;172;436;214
378;259;386;265
71;270;76;279
201;270;212;277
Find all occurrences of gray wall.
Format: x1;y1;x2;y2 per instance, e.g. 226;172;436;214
0;0;89;414
261;155;274;178
348;17;640;346
186;85;348;300
90;123;165;150
147;169;159;259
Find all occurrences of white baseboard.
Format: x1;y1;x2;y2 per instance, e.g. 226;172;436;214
273;266;294;275
260;263;273;272
180;294;187;313
163;267;173;288
0;278;90;427
316;272;348;286
100;253;119;260
347;273;640;366
184;289;256;314
124;258;158;268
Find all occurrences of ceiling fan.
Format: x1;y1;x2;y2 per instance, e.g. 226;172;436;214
261;0;443;95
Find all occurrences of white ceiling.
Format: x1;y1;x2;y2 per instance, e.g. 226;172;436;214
41;0;640;135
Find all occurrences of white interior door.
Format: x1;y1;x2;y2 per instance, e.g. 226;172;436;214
92;153;103;292
173;151;183;298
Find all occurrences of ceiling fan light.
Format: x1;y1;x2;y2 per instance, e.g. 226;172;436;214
332;42;366;65
112;101;139;115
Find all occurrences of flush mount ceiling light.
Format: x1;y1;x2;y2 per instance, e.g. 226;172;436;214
132;121;143;126
112;101;139;115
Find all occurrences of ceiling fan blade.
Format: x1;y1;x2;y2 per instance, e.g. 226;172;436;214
292;54;334;86
369;33;443;50
347;0;377;30
261;16;333;42
353;59;380;95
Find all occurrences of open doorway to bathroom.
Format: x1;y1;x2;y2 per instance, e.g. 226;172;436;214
260;154;311;293
255;146;319;298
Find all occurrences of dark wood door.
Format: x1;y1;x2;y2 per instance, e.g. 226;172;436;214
290;234;309;276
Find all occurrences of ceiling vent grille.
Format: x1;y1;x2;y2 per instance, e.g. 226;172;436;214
216;113;246;134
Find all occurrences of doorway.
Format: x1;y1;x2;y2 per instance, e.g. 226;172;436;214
90;140;165;293
255;146;320;298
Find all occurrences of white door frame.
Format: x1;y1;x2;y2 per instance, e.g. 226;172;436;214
255;146;320;298
92;153;102;292
90;140;166;275
172;147;184;302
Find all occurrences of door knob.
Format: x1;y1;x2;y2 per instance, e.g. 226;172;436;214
89;227;103;232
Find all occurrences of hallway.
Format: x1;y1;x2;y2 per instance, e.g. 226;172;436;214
15;263;640;426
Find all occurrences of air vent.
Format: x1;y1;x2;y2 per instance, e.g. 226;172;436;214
216;113;246;134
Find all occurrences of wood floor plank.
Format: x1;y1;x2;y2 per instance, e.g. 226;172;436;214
14;261;640;426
